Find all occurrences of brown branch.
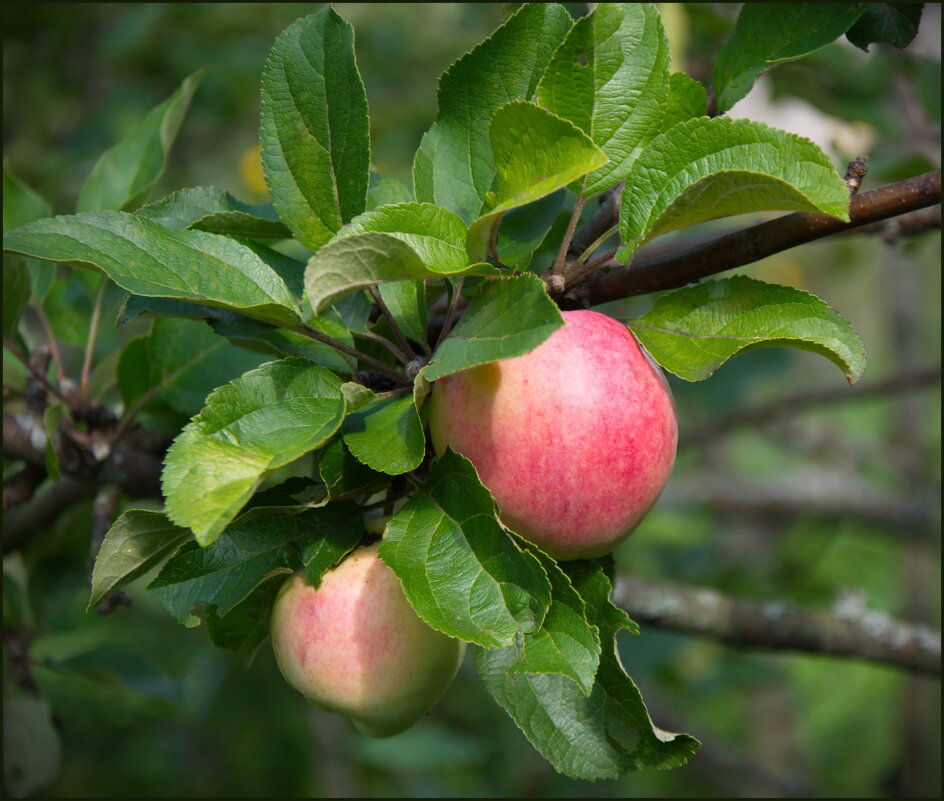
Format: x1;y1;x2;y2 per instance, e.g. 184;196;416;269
292;325;410;387
661;473;937;534
682;366;941;447
368;286;418;362
614;576;941;676
3;463;46;511
566;171;942;307
4;412;45;467
4;411;162;506
2;477;97;554
846;205;941;242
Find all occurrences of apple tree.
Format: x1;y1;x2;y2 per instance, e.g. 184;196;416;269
3;3;940;796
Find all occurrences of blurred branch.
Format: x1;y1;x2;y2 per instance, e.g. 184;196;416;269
681;365;942;447
563;171;942;308
3;411;163;551
3;463;46;510
614;576;941;676
661;473;937;535
2;477;97;554
849;204;941;242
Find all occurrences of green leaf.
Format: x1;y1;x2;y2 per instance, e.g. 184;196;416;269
3;163;52;231
2;257;30;339
537;2;670;196
377;280;427;348
87;509;193;612
260;9;370;249
413;3;573;222
366;176;413;211
305;231;494;315
846;3;923;51
507;548;601;696
116;336;188;435
147;513;305;622
3;211;301;327
210;309;357;375
342;393;425;475
466;102;607;259
137;186;291;239
661;72;707;132
146;318;270;416
2;694;62;798
161;358;346;545
3;163;54;300
236;241;306;297
424;273;563;381
205;578;282;665
318;436;387;501
77;69;204;212
116;291;354;375
626;276;867;383
342;202;469;273
237;476;329;520
496;189;566;270
616;117;850;262
379;451;552;648
294;501;365;587
476;561;698;780
491;102;608;214
714;3;867;113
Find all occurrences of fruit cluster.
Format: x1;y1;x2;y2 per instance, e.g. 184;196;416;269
270;311;677;736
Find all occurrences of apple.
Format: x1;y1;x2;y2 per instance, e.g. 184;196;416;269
428;309;677;560
270;541;466;738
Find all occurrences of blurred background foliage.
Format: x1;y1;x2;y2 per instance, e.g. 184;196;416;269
3;3;940;797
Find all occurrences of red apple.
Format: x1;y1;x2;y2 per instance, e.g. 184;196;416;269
428;309;677;560
270;542;466;737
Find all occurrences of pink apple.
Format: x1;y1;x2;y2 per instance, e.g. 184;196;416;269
429;309;677;560
270;542;466;737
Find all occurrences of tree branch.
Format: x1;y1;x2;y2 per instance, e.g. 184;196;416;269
661;473;937;535
614;576;941;676
2;477;97;554
564;171;942;308
681;365;941;447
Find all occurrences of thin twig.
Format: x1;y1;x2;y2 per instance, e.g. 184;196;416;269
574;224;618;269
33;305;66;384
551;194;587;276
434;277;465;351
293;325;410;386
614;575;941;676
367;286;417;362
356;329;412;366
567;184;623;259
3;339;69;403
80;279;106;399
